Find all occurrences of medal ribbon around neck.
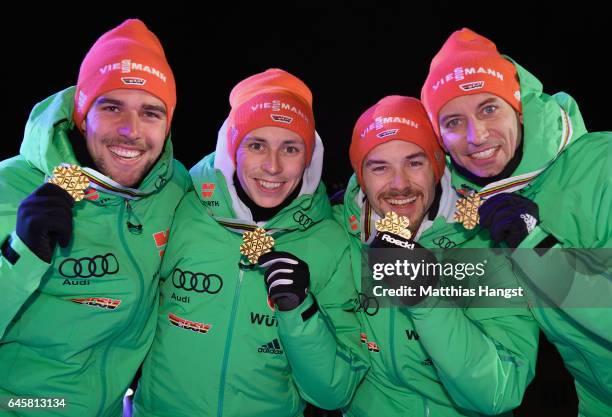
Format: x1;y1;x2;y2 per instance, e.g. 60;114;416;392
81;167;153;201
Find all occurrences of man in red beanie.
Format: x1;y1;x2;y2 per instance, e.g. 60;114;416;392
133;68;368;417
0;19;189;416
334;95;538;416
422;28;612;416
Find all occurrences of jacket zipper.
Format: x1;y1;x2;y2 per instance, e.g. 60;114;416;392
217;268;245;417
95;200;146;416
389;308;405;385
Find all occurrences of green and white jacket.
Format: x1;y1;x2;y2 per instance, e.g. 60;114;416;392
134;121;369;417
0;87;190;416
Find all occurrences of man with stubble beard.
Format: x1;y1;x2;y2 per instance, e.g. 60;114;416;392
0;19;189;416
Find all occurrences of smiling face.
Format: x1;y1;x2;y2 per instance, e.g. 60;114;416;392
438;93;523;177
235;126;307;208
81;89;168;187
362;140;436;232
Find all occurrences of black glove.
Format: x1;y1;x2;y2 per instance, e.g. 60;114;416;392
369;231;438;306
479;193;539;248
258;251;310;311
16;183;74;263
370;230;416;249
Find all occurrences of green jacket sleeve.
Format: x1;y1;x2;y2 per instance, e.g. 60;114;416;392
407;307;538;414
514;230;612;344
276;246;369;410
0;158;55;338
0;232;51;338
512;133;612;342
404;257;539;415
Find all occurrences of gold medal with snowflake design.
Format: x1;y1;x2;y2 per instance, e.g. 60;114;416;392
240;227;275;264
375;212;412;240
454;190;482;230
48;164;90;202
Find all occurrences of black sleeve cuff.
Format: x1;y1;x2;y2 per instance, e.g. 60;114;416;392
535;234;561;256
1;235;20;265
301;296;318;321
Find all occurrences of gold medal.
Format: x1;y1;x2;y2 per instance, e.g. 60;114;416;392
48;165;90;202
240;227;275;264
454;190;482;230
375;212;412;240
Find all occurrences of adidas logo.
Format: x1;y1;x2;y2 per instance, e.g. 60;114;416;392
257;338;283;355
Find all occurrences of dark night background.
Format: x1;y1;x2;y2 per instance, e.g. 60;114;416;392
1;3;608;416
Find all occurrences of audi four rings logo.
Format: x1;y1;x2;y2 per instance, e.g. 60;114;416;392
433;236;457;249
292;210;313;229
172;268;223;294
59;253;119;278
356;292;379;316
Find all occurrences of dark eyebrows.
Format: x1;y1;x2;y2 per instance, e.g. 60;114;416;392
143;104;167;115
243;136;267;143
440;97;501;123
281;139;304;146
365;151;426;167
243;137;304;146
439;112;460;124
94;97;122;107
406;151;427;160
92;97;166;115
365;159;387;167
478;97;499;108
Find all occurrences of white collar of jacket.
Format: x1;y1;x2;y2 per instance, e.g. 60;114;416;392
212;118;325;225
356;168;457;244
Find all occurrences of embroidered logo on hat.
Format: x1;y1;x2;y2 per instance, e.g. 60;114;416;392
431;66;504;91
376;129;399;139
270;114;293;124
421;28;522;136
459;81;485;91
98;59;168;83
360;116;419;138
77;91;88;114
350;96;446;186
74;19;176;134
227;68;316;165
121;77;147;86
250;100;310;124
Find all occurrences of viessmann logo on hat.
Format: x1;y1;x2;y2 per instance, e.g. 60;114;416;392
250;100;311;124
98;59;168;83
360;116;419;139
430;66;504;91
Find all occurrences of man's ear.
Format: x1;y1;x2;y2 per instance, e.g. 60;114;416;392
519;113;524;125
81;119;87;132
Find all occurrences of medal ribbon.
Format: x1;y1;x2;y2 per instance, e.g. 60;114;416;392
80;167;153;200
469;108;573;200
